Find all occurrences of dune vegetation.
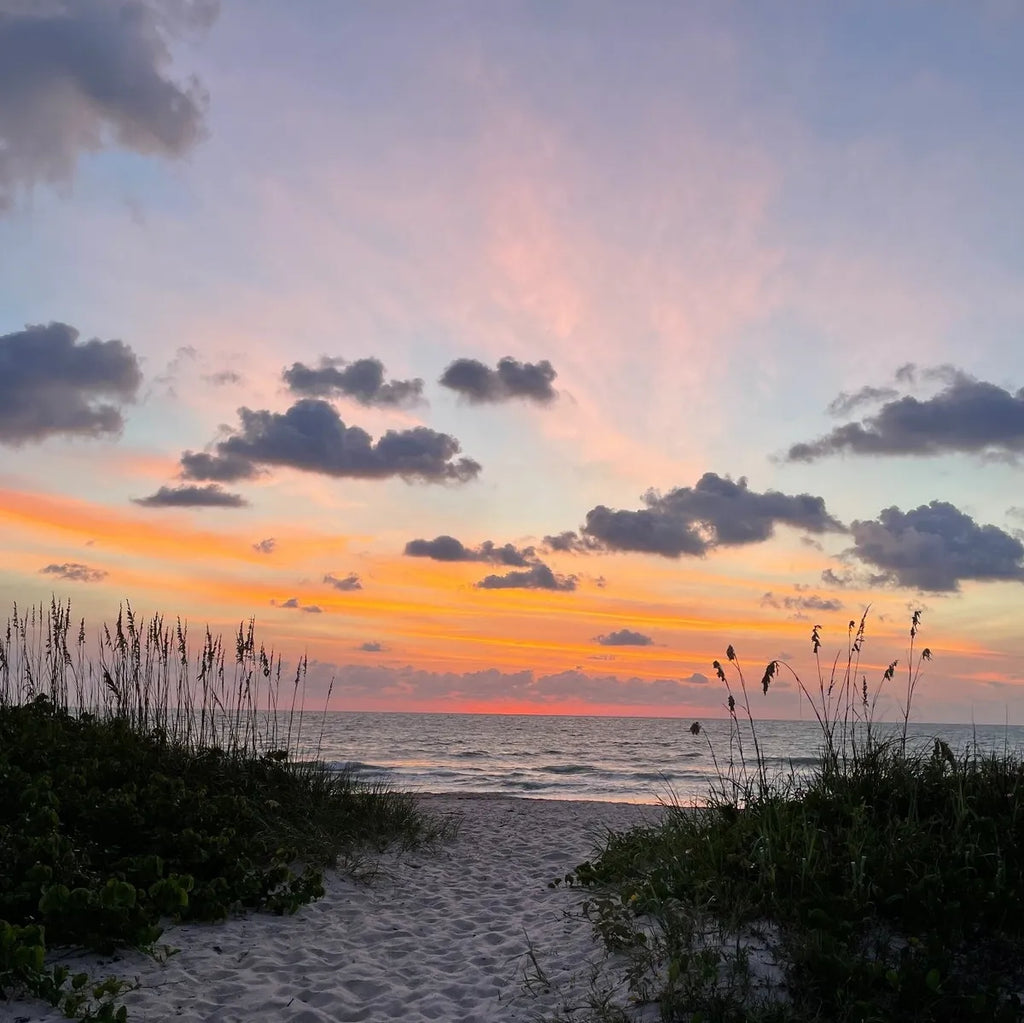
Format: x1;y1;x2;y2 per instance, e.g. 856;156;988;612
562;611;1024;1022
6;600;1024;1022
0;600;451;1022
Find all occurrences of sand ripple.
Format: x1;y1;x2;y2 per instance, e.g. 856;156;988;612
4;795;664;1023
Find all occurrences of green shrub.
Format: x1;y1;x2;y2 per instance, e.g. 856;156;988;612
565;612;1024;1022
0;600;450;1021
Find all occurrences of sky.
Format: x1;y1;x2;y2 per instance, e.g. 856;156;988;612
3;0;1024;722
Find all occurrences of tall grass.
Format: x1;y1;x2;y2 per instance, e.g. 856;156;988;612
563;611;1024;1022
2;598;307;754
0;599;450;1022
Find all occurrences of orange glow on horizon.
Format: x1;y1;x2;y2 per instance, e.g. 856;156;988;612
0;486;358;568
1;484;1001;719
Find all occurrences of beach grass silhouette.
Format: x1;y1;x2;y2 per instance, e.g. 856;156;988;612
5;601;1024;1021
561;610;1024;1022
0;599;451;1021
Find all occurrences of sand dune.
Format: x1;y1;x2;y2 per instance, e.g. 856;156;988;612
5;795;664;1023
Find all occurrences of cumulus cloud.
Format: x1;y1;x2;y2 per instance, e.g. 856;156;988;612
180;450;262;482
178;399;480;484
465;540;537;565
133;483;247;508
283;357;423;408
404;535;473;561
402;536;572;589
595;629;653;646
252;537;276;554
0;0;216;211
439;356;557;405
582;473;843;558
404;535;537;566
358;641;384;652
40;562;107;583
0;322;141;444
543;530;602;554
476;564;577;591
271;597;322;613
847;501;1024;592
788;371;1024;462
324;572;362;592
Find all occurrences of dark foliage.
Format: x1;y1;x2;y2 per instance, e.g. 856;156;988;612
0;601;447;1020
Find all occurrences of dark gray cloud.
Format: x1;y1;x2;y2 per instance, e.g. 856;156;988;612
582;473;843;558
358;641;384;652
178;399;481;484
595;629;653;647
133;483;247;508
0;0;215;211
788;371;1024;462
272;597;322;613
404;535;472;561
476;542;537;567
404;535;536;566
0;322;141;444
439;356;557;405
476;564;577;591
40;561;107;583
324;572;362;592
761;592;843;613
403;535;572;589
404;535;470;561
543;530;602;554
848;501;1024;592
180;450;262;482
283;357;423;408
252;537;276;554
827;385;900;417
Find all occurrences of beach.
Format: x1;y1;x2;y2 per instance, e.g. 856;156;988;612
4;795;664;1023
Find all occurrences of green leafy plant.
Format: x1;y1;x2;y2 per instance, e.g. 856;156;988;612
564;611;1024;1022
0;600;453;1021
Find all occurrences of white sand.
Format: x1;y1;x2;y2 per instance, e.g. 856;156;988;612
4;794;665;1023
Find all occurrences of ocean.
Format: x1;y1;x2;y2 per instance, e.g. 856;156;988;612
288;712;1024;805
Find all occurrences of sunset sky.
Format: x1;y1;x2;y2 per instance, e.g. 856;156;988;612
4;1;1024;722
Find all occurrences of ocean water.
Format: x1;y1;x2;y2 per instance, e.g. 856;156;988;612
288;712;1024;805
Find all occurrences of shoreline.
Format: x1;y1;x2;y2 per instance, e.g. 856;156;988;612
5;794;666;1023
417;788;668;805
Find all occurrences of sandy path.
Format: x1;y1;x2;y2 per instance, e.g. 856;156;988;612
4;795;665;1023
